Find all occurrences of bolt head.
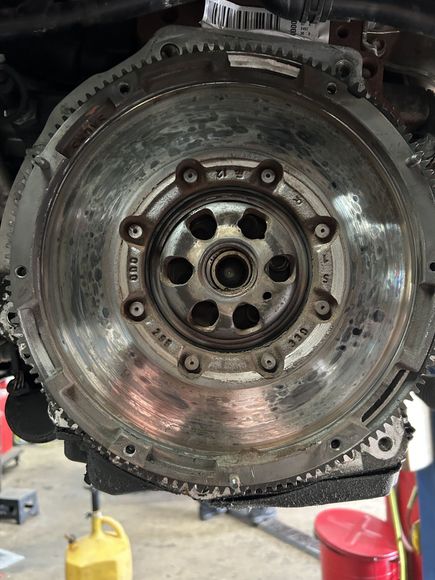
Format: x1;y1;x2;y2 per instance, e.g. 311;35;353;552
183;168;198;184
184;354;200;372
34;156;50;170
260;353;277;372
314;224;331;240
128;224;143;239
314;300;331;317
260;168;276;184
406;152;423;168
229;474;240;489
129;301;145;318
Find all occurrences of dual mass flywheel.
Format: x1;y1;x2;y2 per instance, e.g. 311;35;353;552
2;27;435;501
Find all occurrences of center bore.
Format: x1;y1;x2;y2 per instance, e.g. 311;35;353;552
210;250;252;291
215;255;249;289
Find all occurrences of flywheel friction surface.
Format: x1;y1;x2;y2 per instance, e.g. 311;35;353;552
2;26;435;500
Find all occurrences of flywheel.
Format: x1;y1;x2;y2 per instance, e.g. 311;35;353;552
2;26;434;502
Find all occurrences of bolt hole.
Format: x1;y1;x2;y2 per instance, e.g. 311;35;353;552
118;82;130;95
430;262;435;272
215;255;249;289
127;300;145;320
191;301;219;328
182;168;198;184
166;257;193;285
336;62;352;79
363;60;378;79
260;168;276;184
238;212;267;240
336;26;349;39
160;43;180;58
266;255;293;282
371;37;386;56
330;438;341;450
188;211;217;240
327;83;337;95
124;444;136;456
261;353;277;372
314;223;331;240
128;224;143;239
314;299;332;320
184;355;200;373
263;292;272;301
15;266;27;278
378;437;393;452
233;304;260;330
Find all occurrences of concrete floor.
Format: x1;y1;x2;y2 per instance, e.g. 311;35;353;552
0;441;385;579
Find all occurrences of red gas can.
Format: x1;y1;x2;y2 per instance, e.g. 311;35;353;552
315;508;400;580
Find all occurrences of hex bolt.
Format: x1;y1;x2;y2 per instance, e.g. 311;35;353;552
129;301;145;318
260;353;277;372
128;224;143;239
182;168;198;184
260;168;276;184
314;300;331;318
184;354;200;373
314;223;331;240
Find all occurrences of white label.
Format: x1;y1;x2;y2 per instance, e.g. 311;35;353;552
202;0;328;40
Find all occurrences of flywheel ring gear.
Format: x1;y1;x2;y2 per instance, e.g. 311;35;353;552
2;26;435;499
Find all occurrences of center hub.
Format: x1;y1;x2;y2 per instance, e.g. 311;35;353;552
211;250;252;291
149;191;310;350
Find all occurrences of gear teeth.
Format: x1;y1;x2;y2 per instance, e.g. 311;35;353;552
369;96;435;202
0;29;369;195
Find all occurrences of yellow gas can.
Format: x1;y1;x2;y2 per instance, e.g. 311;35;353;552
66;511;132;580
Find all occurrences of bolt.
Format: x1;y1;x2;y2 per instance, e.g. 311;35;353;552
184;354;200;373
229;474;240;489
129;301;145;318
34;156;50;171
260;353;277;372
336;59;352;79
314;300;331;318
367;37;386;57
182;168;198;184
260;168;276;184
128;224;143;239
405;152;423;168
314;223;331;240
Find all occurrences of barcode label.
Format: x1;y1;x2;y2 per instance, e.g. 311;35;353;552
203;0;327;39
